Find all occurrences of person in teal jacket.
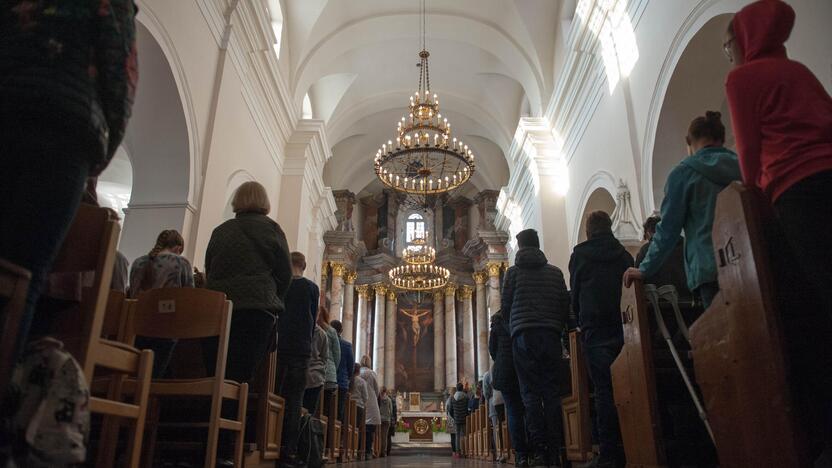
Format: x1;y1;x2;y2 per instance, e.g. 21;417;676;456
624;111;741;309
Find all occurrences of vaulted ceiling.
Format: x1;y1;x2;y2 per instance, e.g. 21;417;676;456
280;0;565;195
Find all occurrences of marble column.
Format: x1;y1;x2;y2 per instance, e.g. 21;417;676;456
433;290;445;392
330;263;346;321
342;271;356;341
486;261;503;317
372;284;387;378
354;284;371;352
459;285;475;385
473;271;490;378
444;283;458;389
384;289;397;389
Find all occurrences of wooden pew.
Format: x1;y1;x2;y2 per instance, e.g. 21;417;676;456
325;390;340;462
243;351;285;467
611;280;666;467
315;390;329;462
561;330;593;463
690;182;810;467
357;408;367;460
480;403;489;459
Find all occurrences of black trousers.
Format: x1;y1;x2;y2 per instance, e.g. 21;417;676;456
303;385;322;414
773;170;832;454
275;356;310;457
337;387;348;422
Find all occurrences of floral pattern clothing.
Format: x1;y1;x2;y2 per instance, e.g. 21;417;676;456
128;253;194;298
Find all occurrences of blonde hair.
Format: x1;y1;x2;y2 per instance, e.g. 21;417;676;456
232;181;270;215
360;355;372;368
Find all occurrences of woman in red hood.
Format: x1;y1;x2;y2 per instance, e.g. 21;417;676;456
724;1;832;460
725;0;832;314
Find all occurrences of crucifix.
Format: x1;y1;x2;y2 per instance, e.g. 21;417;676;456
400;307;432;370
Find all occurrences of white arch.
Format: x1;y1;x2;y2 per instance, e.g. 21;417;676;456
572;170;618;246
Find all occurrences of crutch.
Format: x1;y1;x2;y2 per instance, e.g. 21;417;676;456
656;284;691;345
644;284;715;444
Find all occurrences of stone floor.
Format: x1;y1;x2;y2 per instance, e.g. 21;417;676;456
359;444;498;467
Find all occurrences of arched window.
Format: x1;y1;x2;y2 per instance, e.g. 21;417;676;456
405;213;426;244
267;0;283;59
302;93;313;119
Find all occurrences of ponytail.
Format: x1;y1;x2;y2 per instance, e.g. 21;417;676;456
139;229;184;292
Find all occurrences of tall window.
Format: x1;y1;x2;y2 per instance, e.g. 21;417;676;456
405;213;426;244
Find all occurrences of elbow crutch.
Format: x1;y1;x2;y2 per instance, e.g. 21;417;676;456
644;284;715;444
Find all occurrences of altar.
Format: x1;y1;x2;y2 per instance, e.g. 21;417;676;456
395;392;449;443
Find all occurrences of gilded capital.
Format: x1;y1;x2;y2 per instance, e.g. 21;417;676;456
433;290;444;302
331;262;347;278
373;283;388;296
386;289;398;302
472;271;487;285
458;285;474;300
443;283;458;296
356;284;371;298
344;270;357;284
486;261;503;278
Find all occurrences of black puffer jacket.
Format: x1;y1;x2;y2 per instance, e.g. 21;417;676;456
279;276;319;358
449;391;470;426
488;312;519;394
501;247;570;337
569;233;633;331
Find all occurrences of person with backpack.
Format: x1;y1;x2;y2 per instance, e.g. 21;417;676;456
624;112;742;309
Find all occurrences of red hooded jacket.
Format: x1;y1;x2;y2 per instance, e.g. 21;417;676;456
726;0;832;202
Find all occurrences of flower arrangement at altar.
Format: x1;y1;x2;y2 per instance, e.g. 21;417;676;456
396;420;411;433
431;416;445;433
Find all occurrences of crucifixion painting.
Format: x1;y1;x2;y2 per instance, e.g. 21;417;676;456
398;306;433;378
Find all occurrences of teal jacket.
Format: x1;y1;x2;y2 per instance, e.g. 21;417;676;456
640;147;741;291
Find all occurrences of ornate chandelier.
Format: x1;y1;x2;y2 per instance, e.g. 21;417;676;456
373;2;475;197
390;236;449;291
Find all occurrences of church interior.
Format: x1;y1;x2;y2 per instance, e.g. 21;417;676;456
0;0;830;467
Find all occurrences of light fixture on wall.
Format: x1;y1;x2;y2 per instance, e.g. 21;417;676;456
373;0;475;198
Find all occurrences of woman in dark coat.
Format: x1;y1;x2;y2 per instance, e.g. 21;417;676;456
0;0;137;360
489;310;530;465
204;181;292;382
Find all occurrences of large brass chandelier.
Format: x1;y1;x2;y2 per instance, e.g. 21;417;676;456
373;1;475;198
390;237;449;291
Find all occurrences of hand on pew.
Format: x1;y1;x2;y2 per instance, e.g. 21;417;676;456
622;267;643;287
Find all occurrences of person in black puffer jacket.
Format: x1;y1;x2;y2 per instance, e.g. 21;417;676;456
449;383;470;456
489;311;530;465
569;211;633;468
502;229;569;467
0;0;137;363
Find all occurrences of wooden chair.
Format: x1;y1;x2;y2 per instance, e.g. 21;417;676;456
0;258;31;398
690;183;809;467
244;350;285;467
357;410;367;460
127;288;248;468
50;205;154;468
315;389;329;462
350;400;359;460
561;330;593;462
340;395;354;462
611;280;666;467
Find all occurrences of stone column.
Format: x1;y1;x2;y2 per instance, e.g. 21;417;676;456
433;290;445;392
459;285;475;385
473;271;490;377
354;284;371;351
486;261;503;317
372;284;387;378
444;283;458;388
342;271;356;341
384;289;397;389
330;262;346;321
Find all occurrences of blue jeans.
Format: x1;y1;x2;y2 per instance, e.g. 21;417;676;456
513;328;564;457
0;127;91;361
502;389;529;458
583;330;624;459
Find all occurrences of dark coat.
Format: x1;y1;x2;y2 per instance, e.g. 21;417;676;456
636;238;691;300
336;337;354;389
569;233;633;334
449;391;470;426
501;247;570;337
279;276;319;358
488;312;519;394
205;213;292;314
0;0;138;174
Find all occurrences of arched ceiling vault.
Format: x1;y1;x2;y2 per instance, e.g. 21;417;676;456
283;0;561;194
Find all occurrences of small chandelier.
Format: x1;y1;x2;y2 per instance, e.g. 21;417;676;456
402;237;436;265
390;234;449;291
373;1;475;197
